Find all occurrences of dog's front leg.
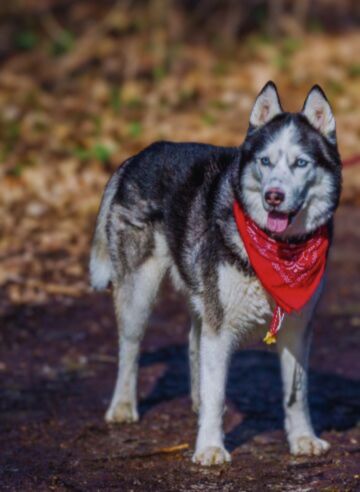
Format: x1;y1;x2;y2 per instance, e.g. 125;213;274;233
189;314;201;413
192;327;234;466
277;313;330;456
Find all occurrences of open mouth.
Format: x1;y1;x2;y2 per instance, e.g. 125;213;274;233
266;211;297;234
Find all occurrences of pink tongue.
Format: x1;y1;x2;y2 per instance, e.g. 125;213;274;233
266;211;289;233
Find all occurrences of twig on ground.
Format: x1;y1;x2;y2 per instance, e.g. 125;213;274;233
92;443;190;462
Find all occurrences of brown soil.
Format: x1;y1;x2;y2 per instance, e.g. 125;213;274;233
0;205;359;492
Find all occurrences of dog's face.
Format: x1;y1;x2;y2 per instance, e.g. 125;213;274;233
239;82;341;238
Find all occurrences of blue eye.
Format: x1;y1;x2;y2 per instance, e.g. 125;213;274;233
295;158;308;168
260;157;271;166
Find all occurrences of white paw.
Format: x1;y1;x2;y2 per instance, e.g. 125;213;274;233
290;435;330;456
105;401;139;424
192;446;231;466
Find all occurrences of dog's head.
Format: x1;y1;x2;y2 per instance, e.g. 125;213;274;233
238;81;341;238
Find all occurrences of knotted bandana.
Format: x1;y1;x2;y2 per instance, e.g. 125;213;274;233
233;201;329;344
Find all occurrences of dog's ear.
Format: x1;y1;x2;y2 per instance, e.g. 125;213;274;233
302;85;336;143
249;81;283;130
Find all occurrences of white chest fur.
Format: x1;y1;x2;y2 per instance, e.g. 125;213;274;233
218;263;273;337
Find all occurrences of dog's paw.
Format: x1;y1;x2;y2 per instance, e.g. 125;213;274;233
105;402;139;424
192;446;231;466
290;435;330;456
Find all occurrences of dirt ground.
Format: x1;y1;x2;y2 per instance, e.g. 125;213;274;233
0;205;359;492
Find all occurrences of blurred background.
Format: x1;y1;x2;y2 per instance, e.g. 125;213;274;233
0;3;359;489
0;0;359;306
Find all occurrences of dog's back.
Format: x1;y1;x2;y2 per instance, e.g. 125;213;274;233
90;141;237;290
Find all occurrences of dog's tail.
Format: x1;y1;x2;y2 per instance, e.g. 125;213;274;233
89;171;120;290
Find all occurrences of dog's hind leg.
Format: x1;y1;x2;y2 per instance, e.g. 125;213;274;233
105;255;167;424
189;313;201;413
277;311;330;456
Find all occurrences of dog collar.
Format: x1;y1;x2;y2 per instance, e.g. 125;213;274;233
233;201;330;344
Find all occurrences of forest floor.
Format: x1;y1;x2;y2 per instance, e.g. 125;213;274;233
0;205;359;491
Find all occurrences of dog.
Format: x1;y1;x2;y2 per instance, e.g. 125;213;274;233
90;82;341;466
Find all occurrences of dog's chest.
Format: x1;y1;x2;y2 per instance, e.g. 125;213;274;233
217;263;273;333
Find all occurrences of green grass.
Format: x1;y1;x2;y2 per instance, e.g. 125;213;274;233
128;121;143;138
51;30;75;56
15;30;38;51
348;64;360;78
110;86;122;112
201;112;217;126
73;143;113;163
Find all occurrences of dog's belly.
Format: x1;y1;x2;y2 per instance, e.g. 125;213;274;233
218;263;273;337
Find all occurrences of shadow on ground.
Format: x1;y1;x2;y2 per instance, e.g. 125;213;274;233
139;343;360;452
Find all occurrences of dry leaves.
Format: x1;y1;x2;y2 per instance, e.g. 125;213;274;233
0;3;359;309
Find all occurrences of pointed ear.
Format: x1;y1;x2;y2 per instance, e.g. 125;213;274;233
249;81;283;129
302;85;336;142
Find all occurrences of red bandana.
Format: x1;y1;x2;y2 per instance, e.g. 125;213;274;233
233;201;329;344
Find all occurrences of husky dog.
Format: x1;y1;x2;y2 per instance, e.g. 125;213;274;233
90;82;341;466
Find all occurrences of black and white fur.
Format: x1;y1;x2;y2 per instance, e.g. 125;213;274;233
90;82;341;466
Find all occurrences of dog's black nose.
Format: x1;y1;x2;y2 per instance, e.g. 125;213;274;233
265;188;285;207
